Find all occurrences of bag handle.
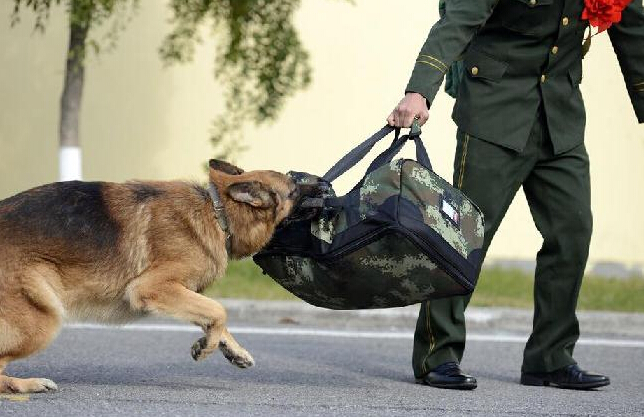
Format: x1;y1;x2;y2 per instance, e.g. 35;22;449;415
323;124;433;183
323;125;399;182
364;130;433;176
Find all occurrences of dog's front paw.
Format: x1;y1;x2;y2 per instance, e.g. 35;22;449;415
219;340;255;368
232;350;255;368
191;336;209;361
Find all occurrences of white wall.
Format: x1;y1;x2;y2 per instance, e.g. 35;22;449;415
1;0;643;274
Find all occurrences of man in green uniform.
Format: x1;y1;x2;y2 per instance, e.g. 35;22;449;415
388;0;644;390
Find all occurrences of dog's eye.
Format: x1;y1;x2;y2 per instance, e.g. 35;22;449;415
269;191;280;205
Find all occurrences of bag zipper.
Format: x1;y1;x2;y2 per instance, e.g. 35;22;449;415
321;225;474;292
257;226;389;260
404;228;475;291
321;226;393;261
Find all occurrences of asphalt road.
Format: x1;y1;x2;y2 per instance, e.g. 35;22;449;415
1;321;643;417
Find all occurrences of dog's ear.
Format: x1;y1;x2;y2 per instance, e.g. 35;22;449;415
227;181;274;208
209;159;244;175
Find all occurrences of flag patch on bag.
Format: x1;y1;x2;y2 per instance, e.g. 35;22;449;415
441;197;460;226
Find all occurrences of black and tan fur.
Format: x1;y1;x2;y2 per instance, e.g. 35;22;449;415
0;160;299;393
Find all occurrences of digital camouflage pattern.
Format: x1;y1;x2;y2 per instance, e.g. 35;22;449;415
401;163;484;259
260;235;466;309
254;158;484;310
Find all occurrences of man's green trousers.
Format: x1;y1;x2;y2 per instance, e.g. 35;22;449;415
413;110;592;376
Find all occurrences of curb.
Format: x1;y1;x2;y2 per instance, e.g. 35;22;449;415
221;298;644;339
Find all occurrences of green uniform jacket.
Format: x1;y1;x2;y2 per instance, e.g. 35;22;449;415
406;0;644;154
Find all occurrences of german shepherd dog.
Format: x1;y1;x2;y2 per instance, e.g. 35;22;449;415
0;160;300;393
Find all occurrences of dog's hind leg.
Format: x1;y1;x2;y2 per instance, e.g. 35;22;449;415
127;276;254;367
0;358;58;394
0;270;62;393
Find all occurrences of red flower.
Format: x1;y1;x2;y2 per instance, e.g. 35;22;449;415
582;0;632;32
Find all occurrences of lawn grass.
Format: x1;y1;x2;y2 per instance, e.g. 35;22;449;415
203;259;297;301
474;267;644;312
205;260;644;313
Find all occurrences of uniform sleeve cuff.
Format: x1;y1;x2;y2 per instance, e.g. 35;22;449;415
405;61;446;107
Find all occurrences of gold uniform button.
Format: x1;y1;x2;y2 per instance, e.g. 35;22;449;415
562;17;569;26
541;74;547;83
471;66;479;76
552;46;559;54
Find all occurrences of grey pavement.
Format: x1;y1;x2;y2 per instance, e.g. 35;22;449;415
1;300;643;416
223;298;644;339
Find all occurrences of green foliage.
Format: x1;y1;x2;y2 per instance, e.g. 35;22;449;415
160;0;313;159
11;0;139;55
203;259;297;300
12;0;349;158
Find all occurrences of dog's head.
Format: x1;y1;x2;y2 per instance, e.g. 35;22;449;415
208;159;300;257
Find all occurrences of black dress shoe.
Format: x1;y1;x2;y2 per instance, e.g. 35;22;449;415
416;362;477;390
521;364;610;390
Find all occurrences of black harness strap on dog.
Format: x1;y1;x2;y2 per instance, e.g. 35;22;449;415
208;183;232;256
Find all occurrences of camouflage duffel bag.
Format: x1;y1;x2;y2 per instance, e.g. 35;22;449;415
253;125;485;309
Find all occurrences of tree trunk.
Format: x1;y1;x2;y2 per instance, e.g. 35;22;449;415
59;5;90;181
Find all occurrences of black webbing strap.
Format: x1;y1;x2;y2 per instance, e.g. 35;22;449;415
364;133;433;176
322;125;398;183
